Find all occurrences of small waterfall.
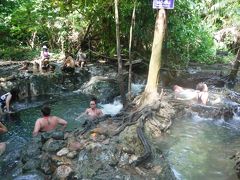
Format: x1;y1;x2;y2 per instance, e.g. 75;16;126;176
100;100;123;116
100;82;145;116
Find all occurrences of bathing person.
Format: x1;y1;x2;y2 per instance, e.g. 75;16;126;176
85;98;103;120
75;49;87;69
0;88;19;120
173;83;209;105
0;122;7;156
39;45;50;72
173;85;197;101
61;52;75;74
33;105;68;136
196;82;209;105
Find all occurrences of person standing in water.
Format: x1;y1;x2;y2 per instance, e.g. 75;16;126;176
0;88;19;120
33;105;68;136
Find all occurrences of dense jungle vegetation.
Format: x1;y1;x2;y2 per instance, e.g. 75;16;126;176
0;0;240;68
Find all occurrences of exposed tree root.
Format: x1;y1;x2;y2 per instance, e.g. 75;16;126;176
112;90;164;166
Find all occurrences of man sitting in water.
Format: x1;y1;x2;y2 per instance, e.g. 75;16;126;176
0;122;7;156
32;105;68;136
173;82;209;105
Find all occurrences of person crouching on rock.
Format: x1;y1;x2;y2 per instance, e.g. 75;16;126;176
32;105;68;136
61;52;75;74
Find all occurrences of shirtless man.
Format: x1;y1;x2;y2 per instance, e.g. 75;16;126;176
33;106;68;136
0;122;7;156
85;99;103;120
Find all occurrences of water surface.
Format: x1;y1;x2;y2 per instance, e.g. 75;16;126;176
157;115;240;180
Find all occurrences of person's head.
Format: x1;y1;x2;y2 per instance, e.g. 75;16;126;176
10;88;20;101
90;98;97;108
42;45;48;52
173;85;183;93
41;105;51;116
196;82;208;92
65;51;70;57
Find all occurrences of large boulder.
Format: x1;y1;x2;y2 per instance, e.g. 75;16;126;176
80;76;120;103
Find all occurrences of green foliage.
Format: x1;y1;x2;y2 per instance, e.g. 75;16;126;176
166;0;215;67
0;46;39;61
0;0;239;69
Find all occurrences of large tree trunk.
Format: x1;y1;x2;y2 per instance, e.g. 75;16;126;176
128;2;136;101
228;48;240;82
140;9;166;106
115;0;126;106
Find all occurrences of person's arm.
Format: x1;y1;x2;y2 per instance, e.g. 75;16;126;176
33;119;41;136
201;92;209;105
85;108;89;115
56;117;68;130
0;122;7;134
5;94;12;112
98;109;103;117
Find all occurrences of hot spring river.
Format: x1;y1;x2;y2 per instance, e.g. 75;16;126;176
0;92;239;179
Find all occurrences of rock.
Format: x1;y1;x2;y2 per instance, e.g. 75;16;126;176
23;159;41;172
57;148;69;156
55;165;73;179
68;141;85;151
102;138;110;145
42;139;66;152
52;131;65;140
80;76;120;103
21;143;41;163
129;155;138;164
67;151;77;159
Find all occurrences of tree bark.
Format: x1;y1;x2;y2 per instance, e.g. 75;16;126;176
128;2;136;101
140;9;166;106
145;9;166;93
115;0;126;106
228;48;240;82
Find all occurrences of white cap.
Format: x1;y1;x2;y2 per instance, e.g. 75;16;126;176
42;45;48;49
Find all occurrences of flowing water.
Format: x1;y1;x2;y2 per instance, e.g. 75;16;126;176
157;114;240;180
1;81;240;179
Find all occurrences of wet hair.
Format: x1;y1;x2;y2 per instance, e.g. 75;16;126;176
91;97;97;104
41;106;51;116
196;83;208;92
10;88;20;101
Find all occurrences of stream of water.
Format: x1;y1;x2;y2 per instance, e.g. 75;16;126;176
0;82;240;179
157;114;240;180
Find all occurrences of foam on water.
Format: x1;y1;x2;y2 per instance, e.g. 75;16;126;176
100;100;123;116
